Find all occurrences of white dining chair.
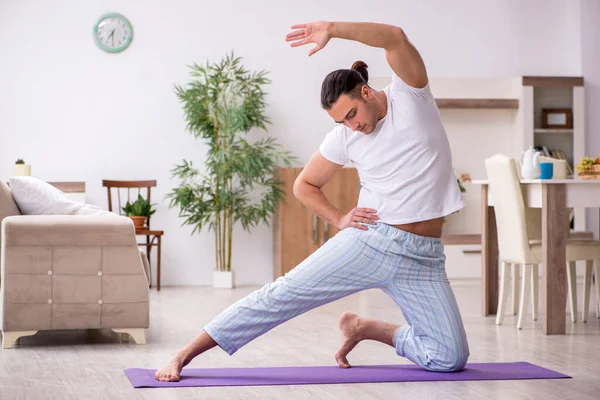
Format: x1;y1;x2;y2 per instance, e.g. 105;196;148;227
485;154;600;329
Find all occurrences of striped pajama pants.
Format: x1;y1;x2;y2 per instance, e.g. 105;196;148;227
204;221;470;372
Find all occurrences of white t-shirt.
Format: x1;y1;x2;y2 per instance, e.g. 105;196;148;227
319;73;464;225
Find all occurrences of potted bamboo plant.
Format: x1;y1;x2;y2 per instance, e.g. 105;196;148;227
167;52;297;288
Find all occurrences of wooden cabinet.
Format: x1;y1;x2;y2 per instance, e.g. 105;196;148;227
273;167;360;278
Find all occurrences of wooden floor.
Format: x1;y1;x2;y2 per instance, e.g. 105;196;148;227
1;281;599;399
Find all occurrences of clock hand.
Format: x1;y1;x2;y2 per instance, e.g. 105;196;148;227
108;29;115;46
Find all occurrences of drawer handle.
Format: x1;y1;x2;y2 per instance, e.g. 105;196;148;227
324;221;329;242
462;250;482;255
312;214;318;244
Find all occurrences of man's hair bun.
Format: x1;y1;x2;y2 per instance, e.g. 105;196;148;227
351;61;368;83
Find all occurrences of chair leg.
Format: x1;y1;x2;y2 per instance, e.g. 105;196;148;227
2;331;38;349
157;235;162;291
517;264;532;330
583;260;593;323
512;263;519;315
111;328;146;345
531;264;539;321
146;235;151;264
146;235;152;288
567;261;577;323
496;262;511;325
594;262;600;319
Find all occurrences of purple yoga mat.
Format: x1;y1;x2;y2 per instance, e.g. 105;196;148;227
124;362;570;388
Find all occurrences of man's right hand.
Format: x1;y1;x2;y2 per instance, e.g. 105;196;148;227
337;207;379;231
285;21;333;57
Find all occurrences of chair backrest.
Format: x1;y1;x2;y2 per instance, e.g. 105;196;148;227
484;154;537;264
511;158;543;241
102;180;156;228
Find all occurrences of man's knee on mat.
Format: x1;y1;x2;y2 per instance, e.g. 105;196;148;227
427;342;469;372
414;334;469;372
429;353;468;372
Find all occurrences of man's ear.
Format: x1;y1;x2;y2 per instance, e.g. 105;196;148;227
361;85;372;100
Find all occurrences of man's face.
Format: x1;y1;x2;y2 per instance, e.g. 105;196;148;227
327;86;379;134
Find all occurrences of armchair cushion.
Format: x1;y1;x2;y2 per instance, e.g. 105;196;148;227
9;177;81;215
9;177;115;217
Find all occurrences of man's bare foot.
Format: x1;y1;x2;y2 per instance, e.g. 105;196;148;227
155;353;188;382
335;312;364;368
155;330;218;382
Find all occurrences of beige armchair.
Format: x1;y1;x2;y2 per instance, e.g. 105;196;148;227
0;181;150;349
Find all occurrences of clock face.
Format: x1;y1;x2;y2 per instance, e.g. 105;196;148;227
93;13;133;53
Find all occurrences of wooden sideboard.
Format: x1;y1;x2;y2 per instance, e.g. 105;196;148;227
273;167;360;278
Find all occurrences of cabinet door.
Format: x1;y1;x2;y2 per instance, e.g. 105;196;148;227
273;167;360;278
273;168;322;278
321;168;360;243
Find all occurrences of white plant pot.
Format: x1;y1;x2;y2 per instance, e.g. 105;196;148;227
13;164;31;176
213;270;234;289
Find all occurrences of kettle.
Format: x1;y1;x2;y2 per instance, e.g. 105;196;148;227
520;147;541;179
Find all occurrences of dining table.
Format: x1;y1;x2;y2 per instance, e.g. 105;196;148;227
472;178;600;334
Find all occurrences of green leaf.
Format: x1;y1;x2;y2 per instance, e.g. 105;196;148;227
122;194;157;217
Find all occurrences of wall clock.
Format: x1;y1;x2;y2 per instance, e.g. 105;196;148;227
93;13;133;53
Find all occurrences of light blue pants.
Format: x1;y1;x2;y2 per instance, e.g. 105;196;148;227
204;222;469;372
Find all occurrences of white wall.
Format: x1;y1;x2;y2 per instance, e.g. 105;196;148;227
0;0;587;286
581;0;600;239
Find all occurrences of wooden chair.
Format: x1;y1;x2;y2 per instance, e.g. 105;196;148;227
102;180;164;290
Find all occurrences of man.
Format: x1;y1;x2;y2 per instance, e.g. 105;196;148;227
156;21;469;382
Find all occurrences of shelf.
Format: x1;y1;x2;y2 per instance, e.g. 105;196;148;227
442;234;481;245
435;99;519;109
441;231;592;246
522;76;584;87
534;129;573;134
48;182;86;193
571;231;594;240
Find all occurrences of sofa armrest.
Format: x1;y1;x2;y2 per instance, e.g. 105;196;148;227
1;215;136;247
139;249;151;284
